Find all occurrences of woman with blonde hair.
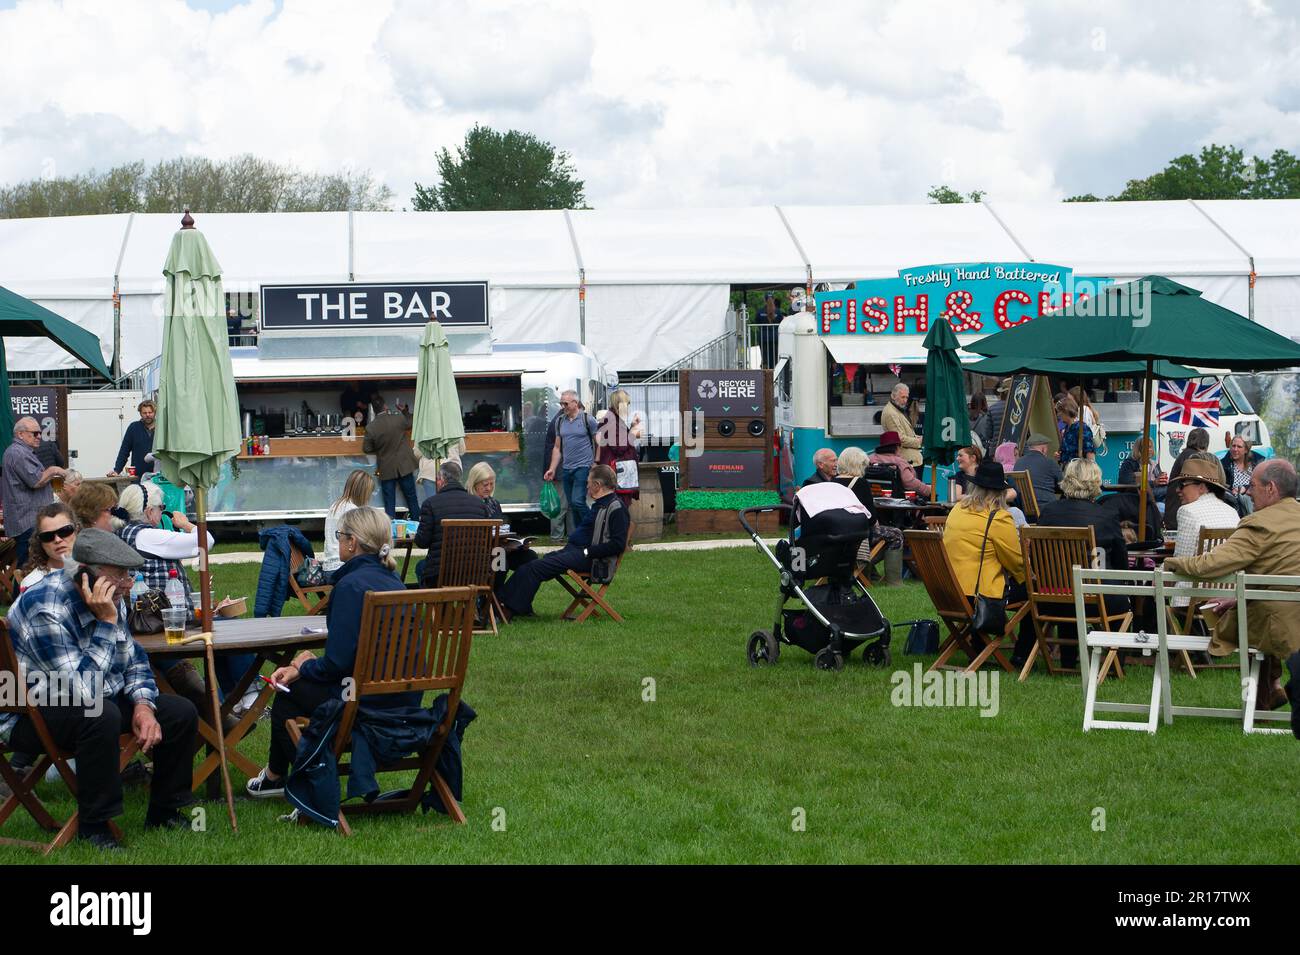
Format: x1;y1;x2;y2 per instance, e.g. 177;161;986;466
323;468;375;572
55;468;83;506
467;461;539;587
942;459;1034;666
1056;395;1095;467
596;388;642;505
248;505;415;798
834;446;904;583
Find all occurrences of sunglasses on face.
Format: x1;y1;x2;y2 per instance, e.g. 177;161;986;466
37;524;76;543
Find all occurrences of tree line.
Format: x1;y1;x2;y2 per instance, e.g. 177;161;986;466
930;144;1300;203
3;134;1298;218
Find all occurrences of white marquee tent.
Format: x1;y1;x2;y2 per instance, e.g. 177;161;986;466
0;199;1297;378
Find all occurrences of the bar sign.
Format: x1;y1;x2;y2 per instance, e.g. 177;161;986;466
260;282;489;331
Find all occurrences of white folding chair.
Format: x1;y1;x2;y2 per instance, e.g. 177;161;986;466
1075;566;1294;735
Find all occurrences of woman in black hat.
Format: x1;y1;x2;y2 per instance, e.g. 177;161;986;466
942;459;1034;667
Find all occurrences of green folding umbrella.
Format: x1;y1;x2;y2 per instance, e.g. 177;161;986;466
413;320;465;461
0;285;112;437
150;211;241;831
922;318;967;500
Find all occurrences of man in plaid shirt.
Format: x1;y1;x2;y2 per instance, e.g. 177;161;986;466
2;529;198;850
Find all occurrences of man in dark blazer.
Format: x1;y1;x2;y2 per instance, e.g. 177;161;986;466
362;396;419;519
414;460;489;586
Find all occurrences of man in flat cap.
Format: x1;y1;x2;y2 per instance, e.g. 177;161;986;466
1;528;199;849
1014;432;1063;516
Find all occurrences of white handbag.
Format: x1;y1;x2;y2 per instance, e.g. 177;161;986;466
614;459;639;491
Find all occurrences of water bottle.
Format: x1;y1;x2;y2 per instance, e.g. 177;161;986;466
165;568;186;611
130;573;146;602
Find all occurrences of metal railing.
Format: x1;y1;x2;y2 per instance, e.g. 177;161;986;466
747;322;780;370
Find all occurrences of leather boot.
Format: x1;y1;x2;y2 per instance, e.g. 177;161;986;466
166;660;240;734
1259;655;1288;711
884;548;904;587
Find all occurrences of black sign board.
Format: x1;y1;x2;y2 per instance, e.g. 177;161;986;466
686;451;770;489
684;370;767;418
997;373;1036;451
11;385;68;465
260;282;489;331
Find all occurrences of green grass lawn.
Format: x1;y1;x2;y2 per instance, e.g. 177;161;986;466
4;547;1296;864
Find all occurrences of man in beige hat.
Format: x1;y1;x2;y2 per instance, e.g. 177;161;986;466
1165;458;1300;714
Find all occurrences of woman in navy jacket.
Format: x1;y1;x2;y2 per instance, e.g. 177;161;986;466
246;506;417;798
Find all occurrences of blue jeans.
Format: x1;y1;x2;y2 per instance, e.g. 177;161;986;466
419;479;437;506
380;473;420;519
561;466;590;530
216;654;259;701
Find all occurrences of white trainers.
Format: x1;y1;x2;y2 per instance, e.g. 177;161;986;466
245;768;285;799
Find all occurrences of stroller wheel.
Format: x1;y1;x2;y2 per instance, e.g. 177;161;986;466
863;642;891;668
747;630;779;666
813;647;844;671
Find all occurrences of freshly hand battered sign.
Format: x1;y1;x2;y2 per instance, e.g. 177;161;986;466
814;263;1111;338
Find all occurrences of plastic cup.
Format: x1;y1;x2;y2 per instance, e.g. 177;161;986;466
162;607;188;646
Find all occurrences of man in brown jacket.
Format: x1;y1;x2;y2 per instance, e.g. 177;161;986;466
880;382;923;469
362;396;419;519
1164;458;1300;719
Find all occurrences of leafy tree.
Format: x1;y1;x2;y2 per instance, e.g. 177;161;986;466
1095;144;1300;202
1063;193;1102;202
0;154;392;218
927;185;985;203
412;125;586;211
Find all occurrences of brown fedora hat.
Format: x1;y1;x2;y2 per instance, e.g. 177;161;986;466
1168;458;1228;493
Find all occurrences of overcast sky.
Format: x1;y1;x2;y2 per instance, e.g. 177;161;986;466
1;0;1298;209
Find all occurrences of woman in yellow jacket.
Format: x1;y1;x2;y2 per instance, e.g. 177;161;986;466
942;460;1034;666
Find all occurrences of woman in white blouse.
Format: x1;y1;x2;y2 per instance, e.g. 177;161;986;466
323;469;376;573
1169;453;1239;609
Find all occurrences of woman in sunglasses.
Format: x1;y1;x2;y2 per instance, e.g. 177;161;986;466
18;502;78;591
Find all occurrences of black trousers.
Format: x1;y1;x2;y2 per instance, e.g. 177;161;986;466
497;545;590;616
9;693;198;825
266;679;341;777
493;546;539;592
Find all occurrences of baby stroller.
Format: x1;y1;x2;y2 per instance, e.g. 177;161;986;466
739;482;891;671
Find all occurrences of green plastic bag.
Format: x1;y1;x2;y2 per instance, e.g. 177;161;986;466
539;481;563;520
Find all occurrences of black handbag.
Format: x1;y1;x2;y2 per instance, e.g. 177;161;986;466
127;588;170;635
903;619;940;655
970;510;1008;635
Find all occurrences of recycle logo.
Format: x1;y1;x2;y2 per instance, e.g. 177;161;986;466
697;379;718;399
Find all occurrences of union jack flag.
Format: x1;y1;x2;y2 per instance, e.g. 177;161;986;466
1156;379;1221;428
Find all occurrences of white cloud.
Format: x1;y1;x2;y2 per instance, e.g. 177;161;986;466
0;0;1297;208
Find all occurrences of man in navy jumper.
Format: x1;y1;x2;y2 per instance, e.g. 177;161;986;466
498;465;629;620
108;399;156;479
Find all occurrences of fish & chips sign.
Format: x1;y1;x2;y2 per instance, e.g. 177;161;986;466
814;263;1113;338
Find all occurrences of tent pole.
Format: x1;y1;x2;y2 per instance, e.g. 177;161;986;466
196;486;213;634
1138;361;1153;542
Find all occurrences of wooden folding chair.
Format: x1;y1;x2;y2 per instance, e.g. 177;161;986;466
558;522;635;623
904;530;1026;673
1019;526;1132;682
921;514;947;530
437;519;504;635
0;621;140;854
289;542;331;615
286;587;477;835
0;538;20;602
1006;471;1040;522
851;538;886;590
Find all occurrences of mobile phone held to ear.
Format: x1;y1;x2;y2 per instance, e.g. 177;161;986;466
75;566;101;592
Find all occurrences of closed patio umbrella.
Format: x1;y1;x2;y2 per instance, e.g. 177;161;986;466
413;320;465;461
922;318;966;499
151;210;241;831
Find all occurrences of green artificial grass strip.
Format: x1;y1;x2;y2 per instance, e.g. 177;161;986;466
1;550;1295;865
676;490;782;510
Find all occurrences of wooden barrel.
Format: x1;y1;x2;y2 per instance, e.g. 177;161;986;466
627;462;664;540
